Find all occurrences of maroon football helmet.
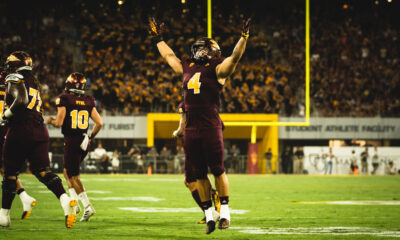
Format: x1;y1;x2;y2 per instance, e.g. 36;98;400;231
5;51;33;72
65;72;87;94
190;37;221;62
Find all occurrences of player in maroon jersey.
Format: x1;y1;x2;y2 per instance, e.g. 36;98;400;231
46;72;103;222
0;67;37;220
150;17;250;234
173;102;221;225
0;51;77;228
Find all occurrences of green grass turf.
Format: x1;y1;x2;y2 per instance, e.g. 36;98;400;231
1;174;400;239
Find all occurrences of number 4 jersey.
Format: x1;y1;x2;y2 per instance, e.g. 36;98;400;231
56;93;95;136
182;58;225;130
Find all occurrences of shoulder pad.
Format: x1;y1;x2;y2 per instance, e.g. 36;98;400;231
5;73;24;83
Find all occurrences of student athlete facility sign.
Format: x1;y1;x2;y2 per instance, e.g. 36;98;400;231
46;116;400;140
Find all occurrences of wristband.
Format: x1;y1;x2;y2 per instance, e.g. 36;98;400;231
241;32;249;39
4;109;13;118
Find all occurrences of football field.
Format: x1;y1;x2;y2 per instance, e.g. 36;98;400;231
1;174;400;239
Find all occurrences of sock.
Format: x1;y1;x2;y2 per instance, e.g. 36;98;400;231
18;188;31;203
78;192;90;208
191;190;203;211
69;188;78;200
0;208;10;216
18;190;31;204
59;193;70;215
220;196;230;221
17;188;25;195
220;196;229;205
201;200;213;222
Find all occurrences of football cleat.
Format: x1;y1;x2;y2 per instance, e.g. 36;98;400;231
80;205;95;222
197;216;206;224
61;196;77;228
0;212;10;227
206;220;216;234
21;196;37;219
211;189;221;213
218;218;230;229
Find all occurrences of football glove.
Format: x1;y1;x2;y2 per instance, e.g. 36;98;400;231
148;17;166;43
241;18;251;39
0;109;13;126
0;114;7;126
80;133;90;151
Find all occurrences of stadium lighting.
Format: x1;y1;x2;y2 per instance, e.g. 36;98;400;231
387;0;392;3
181;0;186;4
118;0;124;6
375;0;379;5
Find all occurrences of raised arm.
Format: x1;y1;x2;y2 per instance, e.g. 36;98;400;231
149;17;183;75
216;18;251;80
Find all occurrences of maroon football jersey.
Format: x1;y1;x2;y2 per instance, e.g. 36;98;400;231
182;58;225;129
56;93;95;136
5;71;44;124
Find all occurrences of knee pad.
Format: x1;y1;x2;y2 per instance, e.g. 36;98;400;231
35;171;61;187
2;177;17;195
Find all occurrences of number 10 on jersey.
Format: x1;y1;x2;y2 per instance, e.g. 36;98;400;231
188;72;201;94
70;110;89;129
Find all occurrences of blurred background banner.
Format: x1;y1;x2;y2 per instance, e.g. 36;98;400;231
279;118;400;139
247;143;259;174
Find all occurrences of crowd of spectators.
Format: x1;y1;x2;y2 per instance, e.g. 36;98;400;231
0;1;399;117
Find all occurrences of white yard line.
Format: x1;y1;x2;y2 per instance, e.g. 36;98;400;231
91;197;164;202
297;200;400;205
231;227;400;237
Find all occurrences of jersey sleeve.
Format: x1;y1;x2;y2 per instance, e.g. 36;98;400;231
5;73;24;83
55;94;68;107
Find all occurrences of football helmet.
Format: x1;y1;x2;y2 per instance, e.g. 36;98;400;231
65;72;86;95
190;38;221;62
5;51;33;72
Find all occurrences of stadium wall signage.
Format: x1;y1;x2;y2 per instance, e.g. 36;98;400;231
46;116;147;139
279;118;400;139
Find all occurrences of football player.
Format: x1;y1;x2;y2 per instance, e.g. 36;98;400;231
0;67;36;220
150;17;250;234
46;72;103;222
0;51;77;228
173;102;221;224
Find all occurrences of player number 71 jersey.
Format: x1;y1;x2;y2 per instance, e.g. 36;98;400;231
56;93;95;136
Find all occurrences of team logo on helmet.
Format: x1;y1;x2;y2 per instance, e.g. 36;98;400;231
5;51;33;72
65;72;87;95
191;37;221;63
